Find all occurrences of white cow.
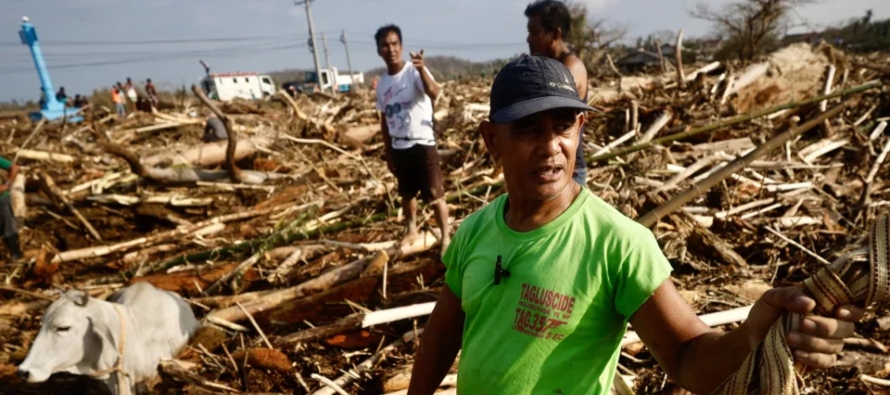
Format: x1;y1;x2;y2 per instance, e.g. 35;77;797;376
17;282;200;395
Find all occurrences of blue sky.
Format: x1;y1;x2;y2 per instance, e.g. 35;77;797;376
1;0;887;102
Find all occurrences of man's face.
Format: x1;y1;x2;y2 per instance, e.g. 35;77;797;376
377;32;402;67
481;108;584;201
526;16;554;56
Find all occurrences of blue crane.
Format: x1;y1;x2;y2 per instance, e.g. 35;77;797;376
19;16;83;123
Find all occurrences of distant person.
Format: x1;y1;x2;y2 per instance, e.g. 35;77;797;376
125;77;138;111
525;0;589;186
374;24;451;252
203;112;228;142
145;78;158;105
55;87;67;104
73;94;88;109
38;88;46;108
111;85;125;117
0;155;22;261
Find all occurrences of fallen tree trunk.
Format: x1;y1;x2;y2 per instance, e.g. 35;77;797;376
143;136;274;167
262;257;444;326
158;178;504;269
206;232;437;324
100;141;281;185
14;149;76;164
51;201;305;263
130;262;260;297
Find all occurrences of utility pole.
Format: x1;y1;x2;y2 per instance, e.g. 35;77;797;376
294;0;323;94
321;32;336;95
340;30;356;91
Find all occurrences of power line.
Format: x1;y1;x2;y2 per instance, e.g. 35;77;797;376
0;41;306;76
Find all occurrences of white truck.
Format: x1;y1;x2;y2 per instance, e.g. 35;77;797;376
306;68;364;93
200;72;276;101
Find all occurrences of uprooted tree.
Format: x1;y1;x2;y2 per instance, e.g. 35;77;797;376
691;0;816;61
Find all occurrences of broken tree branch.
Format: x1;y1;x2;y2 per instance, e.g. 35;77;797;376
589;81;880;163
637;101;851;227
191;84;241;183
37;169;103;241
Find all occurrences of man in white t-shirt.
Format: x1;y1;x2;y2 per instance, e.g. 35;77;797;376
374;24;451;252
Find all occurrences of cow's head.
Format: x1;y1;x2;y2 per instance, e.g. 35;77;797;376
17;290;102;383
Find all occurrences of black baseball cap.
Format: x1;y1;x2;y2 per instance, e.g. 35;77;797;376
489;54;597;124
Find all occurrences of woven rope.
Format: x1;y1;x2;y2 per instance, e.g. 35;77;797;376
714;214;890;395
90;303;130;395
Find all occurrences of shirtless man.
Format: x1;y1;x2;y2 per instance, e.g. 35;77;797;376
525;0;590;186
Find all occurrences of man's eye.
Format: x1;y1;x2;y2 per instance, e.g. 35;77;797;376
56;327;70;332
557;123;574;132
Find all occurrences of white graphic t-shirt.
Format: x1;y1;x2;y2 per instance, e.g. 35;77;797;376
375;62;436;150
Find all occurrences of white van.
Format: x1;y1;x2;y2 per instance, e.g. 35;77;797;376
200;72;276;101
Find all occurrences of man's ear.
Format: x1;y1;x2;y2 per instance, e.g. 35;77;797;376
479;120;500;163
555;27;564;41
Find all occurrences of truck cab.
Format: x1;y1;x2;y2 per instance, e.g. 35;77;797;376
200;72;276;101
306;68;365;93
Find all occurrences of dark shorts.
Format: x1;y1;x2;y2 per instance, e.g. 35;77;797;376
391;144;445;202
0;194;16;238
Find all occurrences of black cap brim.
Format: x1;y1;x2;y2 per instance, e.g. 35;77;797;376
490;95;599;124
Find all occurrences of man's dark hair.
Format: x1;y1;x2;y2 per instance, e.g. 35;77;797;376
524;0;572;40
374;24;402;49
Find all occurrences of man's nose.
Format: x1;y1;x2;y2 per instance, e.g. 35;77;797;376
537;131;562;156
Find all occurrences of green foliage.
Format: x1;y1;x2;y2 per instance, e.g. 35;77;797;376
824;10;890;53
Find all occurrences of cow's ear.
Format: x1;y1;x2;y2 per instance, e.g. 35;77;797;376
76;291;89;307
68;290;89;306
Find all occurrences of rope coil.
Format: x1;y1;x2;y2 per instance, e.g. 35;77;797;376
715;214;890;394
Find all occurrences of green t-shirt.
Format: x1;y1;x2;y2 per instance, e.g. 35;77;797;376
443;187;673;395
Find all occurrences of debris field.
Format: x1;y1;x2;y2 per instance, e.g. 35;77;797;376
0;42;889;394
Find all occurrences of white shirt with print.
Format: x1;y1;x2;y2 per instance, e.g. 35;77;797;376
375;62;436;150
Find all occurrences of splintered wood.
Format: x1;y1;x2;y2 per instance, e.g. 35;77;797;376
0;42;889;395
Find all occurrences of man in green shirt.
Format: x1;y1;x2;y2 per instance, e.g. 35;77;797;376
0;155;22;262
405;55;864;395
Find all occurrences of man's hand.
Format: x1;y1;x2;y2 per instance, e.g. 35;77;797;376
409;49;425;71
0;184;9;194
742;287;865;369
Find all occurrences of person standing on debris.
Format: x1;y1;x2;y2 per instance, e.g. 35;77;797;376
125;78;138;112
374;24;451;251
73;94;88;109
55;86;67;105
405;55;865;395
145;78;158;105
203;112;228;143
111;85;125;117
525;0;589;187
0;155;23;261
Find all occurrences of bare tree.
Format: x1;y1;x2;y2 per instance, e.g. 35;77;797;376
566;2;630;73
691;0;816;60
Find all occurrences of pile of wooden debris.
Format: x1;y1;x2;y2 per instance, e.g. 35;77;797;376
0;42;888;395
